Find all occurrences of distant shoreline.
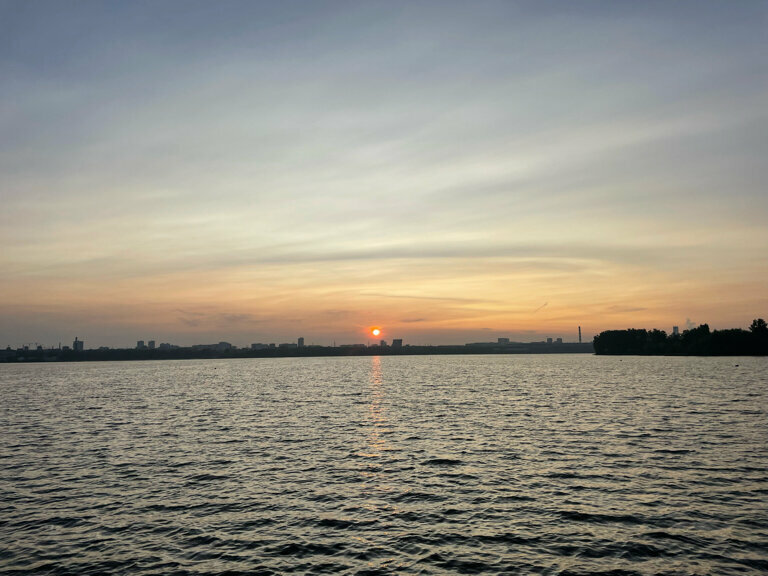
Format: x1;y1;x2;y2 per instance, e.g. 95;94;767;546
593;320;768;356
1;343;595;363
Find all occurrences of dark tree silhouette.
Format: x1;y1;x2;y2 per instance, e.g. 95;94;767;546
749;318;767;335
594;318;767;355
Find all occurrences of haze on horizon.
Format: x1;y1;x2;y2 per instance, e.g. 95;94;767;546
1;1;767;349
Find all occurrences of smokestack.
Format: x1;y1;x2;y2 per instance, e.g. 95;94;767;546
578;326;582;343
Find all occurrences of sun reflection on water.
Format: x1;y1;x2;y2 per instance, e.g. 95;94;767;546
366;355;387;458
359;356;396;501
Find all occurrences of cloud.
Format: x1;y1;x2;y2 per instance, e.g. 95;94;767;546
2;2;768;346
218;313;262;324
607;305;648;313
176;309;262;328
321;309;354;318
360;292;492;304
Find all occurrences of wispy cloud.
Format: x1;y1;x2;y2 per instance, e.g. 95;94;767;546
2;1;767;345
359;292;494;304
607;305;648;313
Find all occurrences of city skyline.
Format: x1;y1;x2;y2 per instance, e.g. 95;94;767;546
4;327;588;351
2;2;767;348
0;318;739;351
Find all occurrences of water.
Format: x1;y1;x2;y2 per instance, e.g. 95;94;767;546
1;354;767;575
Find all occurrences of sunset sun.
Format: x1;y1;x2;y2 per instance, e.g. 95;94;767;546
371;328;381;337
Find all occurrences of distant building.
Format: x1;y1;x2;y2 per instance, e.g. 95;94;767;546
498;337;510;344
137;340;146;350
278;343;298;349
672;326;679;336
546;337;553;345
251;343;268;350
148;340;156;350
555;337;563;344
190;342;233;351
73;337;84;352
380;340;386;347
298;337;305;348
392;339;403;349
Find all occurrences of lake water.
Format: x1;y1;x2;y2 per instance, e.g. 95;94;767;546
1;355;767;575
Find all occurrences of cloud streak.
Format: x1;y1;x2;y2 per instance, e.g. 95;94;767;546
1;1;767;346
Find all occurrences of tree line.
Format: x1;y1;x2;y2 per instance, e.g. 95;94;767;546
593;318;768;355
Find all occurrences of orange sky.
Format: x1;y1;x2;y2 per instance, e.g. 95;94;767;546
2;2;767;348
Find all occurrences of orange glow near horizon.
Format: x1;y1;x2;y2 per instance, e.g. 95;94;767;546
371;328;381;337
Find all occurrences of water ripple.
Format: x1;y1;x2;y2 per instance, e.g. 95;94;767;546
1;355;767;574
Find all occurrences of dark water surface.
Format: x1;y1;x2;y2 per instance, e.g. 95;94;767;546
2;355;767;575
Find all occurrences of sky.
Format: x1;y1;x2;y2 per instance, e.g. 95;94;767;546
1;0;767;348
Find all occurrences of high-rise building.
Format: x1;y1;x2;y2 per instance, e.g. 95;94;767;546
392;339;403;349
73;337;84;352
672;326;679;336
298;337;305;347
148;340;156;350
546;337;553;344
555;337;563;344
137;340;145;350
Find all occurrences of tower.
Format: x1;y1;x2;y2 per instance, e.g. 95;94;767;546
578;326;582;344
